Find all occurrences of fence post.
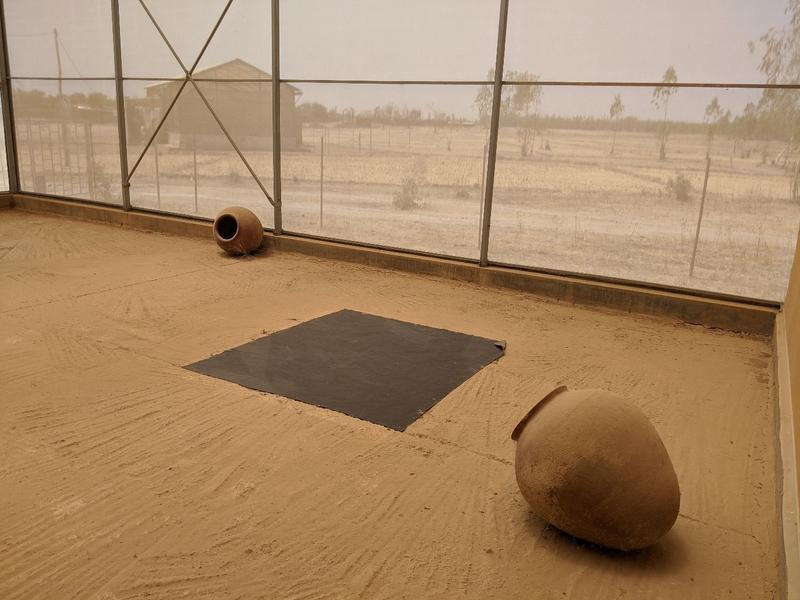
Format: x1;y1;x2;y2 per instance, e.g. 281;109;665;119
111;0;131;210
154;142;161;208
690;155;712;276
271;0;282;233
479;0;510;266
25;119;35;190
85;122;96;200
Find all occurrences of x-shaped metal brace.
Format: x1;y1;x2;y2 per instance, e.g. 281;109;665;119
126;0;276;206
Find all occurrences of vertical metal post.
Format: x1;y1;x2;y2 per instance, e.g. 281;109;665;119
479;141;487;241
111;0;131;210
0;0;20;192
25;119;34;189
689;155;712;276
85;122;96;199
271;0;282;233
479;0;510;266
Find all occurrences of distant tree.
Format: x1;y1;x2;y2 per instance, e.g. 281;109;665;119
651;66;678;160
750;0;800;197
703;97;724;156
297;102;331;123
509;72;543;156
608;94;625;155
474;70;496;123
474;69;542;156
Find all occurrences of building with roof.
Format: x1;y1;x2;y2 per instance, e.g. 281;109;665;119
140;58;302;150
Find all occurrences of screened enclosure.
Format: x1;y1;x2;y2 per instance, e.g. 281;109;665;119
1;0;799;302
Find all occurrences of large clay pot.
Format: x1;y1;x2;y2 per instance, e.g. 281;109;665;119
213;206;264;255
512;386;680;551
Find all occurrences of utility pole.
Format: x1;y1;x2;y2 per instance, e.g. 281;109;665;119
53;28;70;166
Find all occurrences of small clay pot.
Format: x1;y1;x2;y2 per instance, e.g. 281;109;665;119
512;386;680;551
213;206;264;255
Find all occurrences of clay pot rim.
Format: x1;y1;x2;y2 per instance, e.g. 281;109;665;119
214;212;240;243
511;385;569;441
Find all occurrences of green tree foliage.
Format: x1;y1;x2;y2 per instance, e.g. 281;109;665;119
474;69;543;156
608;94;625;155
651;66;678;160
750;0;800;168
703;96;730;155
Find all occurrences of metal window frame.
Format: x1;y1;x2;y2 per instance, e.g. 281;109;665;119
0;0;19;192
0;0;797;304
122;0;276;208
271;0;282;233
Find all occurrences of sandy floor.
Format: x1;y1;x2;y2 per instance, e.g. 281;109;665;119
0;210;780;599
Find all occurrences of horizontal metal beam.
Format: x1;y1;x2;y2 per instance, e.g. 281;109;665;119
502;80;800;89
282;79;492;86
122;77;273;82
5;76;797;91
282;78;800;90
8;76;115;81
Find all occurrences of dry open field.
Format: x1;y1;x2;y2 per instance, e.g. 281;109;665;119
16;121;800;300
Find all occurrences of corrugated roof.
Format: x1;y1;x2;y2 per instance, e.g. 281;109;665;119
145;58;300;93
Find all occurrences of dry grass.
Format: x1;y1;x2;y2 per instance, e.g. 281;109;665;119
15;122;800;300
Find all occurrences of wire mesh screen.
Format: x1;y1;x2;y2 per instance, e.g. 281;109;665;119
0;0;798;301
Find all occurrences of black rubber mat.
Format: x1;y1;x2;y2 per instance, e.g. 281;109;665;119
185;309;505;431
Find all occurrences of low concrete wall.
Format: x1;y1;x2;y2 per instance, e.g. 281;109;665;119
12;193;777;336
786;234;800;504
777;231;800;600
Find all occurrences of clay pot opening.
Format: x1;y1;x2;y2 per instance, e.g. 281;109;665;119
511;385;568;441
215;214;239;242
213;206;264;255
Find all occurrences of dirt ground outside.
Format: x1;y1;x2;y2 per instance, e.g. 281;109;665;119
15;121;800;300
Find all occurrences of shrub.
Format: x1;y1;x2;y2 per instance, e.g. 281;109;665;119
666;173;692;201
92;160;120;204
393;176;424;210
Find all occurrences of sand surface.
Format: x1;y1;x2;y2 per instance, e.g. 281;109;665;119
0;210;779;599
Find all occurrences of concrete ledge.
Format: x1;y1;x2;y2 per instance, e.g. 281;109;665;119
13;194;213;238
775;314;800;600
269;233;776;336
12;193;777;336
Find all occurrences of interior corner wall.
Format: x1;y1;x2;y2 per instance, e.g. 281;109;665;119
785;230;800;501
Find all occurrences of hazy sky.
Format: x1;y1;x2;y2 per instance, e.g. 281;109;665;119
4;0;795;121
